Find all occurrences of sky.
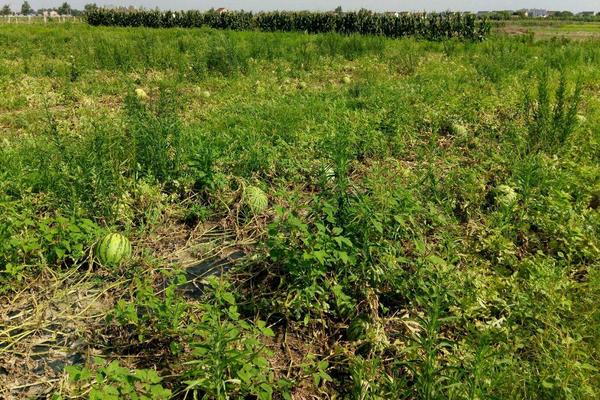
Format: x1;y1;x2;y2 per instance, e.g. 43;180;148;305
5;1;599;13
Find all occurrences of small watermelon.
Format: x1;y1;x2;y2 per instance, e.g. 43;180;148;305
495;185;518;207
324;166;336;182
342;75;352;84
135;88;148;100
451;122;468;137
97;233;132;267
244;186;268;215
347;315;370;341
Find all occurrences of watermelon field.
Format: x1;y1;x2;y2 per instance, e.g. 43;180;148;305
1;20;600;399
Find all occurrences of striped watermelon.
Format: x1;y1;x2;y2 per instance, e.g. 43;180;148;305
324;166;335;182
244;185;268;215
96;233;132;267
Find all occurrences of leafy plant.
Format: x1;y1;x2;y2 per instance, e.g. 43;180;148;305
524;69;582;152
267;202;358;321
301;355;332;389
0;212;100;290
111;274;188;349
183;277;284;400
66;357;171;400
124;86;183;184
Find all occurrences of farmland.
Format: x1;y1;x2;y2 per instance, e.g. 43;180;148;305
497;20;600;39
1;20;600;399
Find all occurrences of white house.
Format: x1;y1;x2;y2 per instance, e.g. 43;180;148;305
527;9;549;18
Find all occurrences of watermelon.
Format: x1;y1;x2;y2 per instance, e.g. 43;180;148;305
347;315;370;341
451;122;468;137
342;75;351;84
244;186;268;215
495;185;518;207
135;88;148;100
97;233;132;267
323;166;336;182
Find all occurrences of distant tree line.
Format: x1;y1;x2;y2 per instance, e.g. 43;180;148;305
0;2;98;16
480;10;600;21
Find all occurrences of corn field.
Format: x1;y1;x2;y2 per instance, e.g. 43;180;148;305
86;9;491;40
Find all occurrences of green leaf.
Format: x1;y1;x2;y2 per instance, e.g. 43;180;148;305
541;380;554;389
222;291;236;305
427;255;446;266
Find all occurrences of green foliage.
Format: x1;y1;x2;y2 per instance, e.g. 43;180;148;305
524;70;582;152
267;202;357;321
183;277;284;400
109;275;287;399
86;9;491;41
204;35;248;76
0;212;100;288
66;357;171;400
111;274;187;346
124;86;183;184
301;355;332;389
267;169;423;321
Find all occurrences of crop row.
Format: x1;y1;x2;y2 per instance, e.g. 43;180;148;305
86;10;491;40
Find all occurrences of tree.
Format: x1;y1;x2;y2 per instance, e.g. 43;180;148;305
334;6;342;13
57;2;71;15
84;3;98;14
556;11;574;18
20;1;32;15
498;11;511;20
1;4;11;15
